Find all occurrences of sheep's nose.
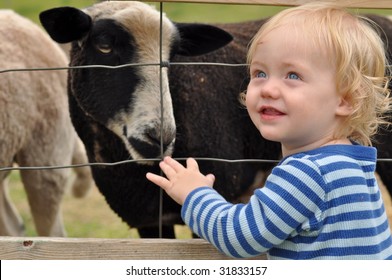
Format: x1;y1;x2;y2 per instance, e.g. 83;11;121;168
146;127;175;152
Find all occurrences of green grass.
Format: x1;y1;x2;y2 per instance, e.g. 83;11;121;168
0;0;286;23
1;0;390;24
0;0;94;23
8;171;131;238
8;170;193;238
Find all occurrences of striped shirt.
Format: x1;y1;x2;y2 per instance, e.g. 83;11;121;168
181;144;392;259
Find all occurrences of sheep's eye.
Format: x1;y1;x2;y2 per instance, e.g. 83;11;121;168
96;43;112;54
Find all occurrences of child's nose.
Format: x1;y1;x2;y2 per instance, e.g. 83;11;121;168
260;79;280;99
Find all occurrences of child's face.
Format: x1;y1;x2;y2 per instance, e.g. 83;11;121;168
246;26;351;156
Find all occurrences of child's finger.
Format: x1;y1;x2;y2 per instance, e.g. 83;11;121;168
159;161;177;179
163;156;186;172
186;157;200;171
146;172;170;190
206;173;215;184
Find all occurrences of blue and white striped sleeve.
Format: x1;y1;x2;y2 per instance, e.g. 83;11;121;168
181;158;327;258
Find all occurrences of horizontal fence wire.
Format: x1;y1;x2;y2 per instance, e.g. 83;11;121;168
1;0;392;173
1;61;392;172
1;62;392;74
0;61;248;74
0;158;391;172
0;158;281;172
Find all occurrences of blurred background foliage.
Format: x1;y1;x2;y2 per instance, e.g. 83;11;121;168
2;0;391;238
0;0;287;23
1;0;391;24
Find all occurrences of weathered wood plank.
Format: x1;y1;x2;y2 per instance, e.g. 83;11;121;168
0;237;267;260
150;0;392;9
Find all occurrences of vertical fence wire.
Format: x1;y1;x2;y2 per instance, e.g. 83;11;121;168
158;1;165;238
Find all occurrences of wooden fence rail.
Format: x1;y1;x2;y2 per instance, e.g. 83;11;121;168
0;237;266;260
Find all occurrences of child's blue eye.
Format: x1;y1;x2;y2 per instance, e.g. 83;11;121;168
256;71;267;78
287;72;300;80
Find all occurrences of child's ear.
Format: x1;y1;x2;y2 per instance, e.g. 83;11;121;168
336;96;353;117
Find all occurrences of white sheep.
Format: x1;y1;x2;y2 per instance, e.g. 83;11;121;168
0;10;93;236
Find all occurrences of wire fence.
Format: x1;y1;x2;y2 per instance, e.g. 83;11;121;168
1;1;392;240
1;2;392;174
1;156;392;173
1;60;392;173
0;2;283;239
0;58;279;174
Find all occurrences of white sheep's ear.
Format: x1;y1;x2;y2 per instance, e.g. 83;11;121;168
39;7;91;44
175;23;233;56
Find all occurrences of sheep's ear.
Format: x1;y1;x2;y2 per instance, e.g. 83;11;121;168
175;23;233;56
39;7;91;43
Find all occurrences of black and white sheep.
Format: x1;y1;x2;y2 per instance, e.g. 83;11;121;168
0;10;93;236
39;1;392;238
39;1;280;238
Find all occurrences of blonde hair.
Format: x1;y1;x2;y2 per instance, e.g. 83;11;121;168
245;2;391;146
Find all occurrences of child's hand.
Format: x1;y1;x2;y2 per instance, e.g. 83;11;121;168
146;156;215;205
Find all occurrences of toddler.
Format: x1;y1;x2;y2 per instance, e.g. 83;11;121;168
147;2;392;259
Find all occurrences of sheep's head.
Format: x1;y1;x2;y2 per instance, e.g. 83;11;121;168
40;1;232;162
